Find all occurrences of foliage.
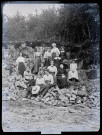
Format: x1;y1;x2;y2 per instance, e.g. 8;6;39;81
2;4;100;67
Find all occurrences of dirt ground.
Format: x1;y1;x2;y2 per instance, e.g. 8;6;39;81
2;98;100;133
2;78;100;133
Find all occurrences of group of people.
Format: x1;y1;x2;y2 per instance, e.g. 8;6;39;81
15;43;79;100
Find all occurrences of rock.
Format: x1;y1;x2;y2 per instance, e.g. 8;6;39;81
76;99;81;104
50;91;56;97
89;95;95;100
44;93;51;98
72;90;78;95
59;94;68;102
72;94;76;99
82;96;87;102
70;97;75;101
77;91;87;97
52;100;58;106
69;109;76;113
45;97;50;102
65;93;71;99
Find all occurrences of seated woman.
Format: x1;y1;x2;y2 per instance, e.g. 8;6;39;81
39;69;56;97
68;59;79;82
57;64;67;89
24;66;33;85
60;46;67;62
47;60;57;86
39;62;46;77
15;71;27;89
32;72;45;95
23;72;44;100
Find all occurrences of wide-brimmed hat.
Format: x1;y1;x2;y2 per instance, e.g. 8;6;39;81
32;86;40;94
62;59;68;65
71;59;77;62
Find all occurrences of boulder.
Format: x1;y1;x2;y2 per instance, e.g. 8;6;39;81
77;91;87;97
65;93;71;99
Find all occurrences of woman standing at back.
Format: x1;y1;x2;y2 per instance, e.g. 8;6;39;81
32;46;41;75
51;43;60;60
16;52;26;77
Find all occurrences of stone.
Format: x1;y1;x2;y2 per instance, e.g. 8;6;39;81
65;93;71;99
72;94;76;99
76;99;81;104
70;97;75;101
89;95;95;99
69;109;76;113
77;91;87;97
59;94;68;102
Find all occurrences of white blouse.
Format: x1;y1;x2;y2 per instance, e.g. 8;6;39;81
16;56;25;65
51;47;60;56
47;66;57;75
36;77;45;85
24;71;33;80
43;74;53;84
70;63;77;71
44;51;51;58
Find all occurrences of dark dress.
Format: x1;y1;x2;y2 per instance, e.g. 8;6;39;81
60;51;67;62
54;57;61;69
32;52;41;74
18;62;26;77
44;58;51;67
57;68;67;89
52;52;56;61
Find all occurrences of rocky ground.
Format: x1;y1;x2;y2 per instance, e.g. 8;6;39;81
2;47;100;133
2;79;100;133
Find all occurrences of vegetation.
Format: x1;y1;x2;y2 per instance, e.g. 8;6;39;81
2;3;100;68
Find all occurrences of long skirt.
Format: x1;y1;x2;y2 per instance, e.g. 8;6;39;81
44;58;51;67
68;70;78;80
39;84;56;97
33;57;41;74
18;62;26;77
52;53;56;61
57;75;67;89
50;72;57;85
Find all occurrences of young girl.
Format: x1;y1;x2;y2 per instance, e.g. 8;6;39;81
47;60;57;85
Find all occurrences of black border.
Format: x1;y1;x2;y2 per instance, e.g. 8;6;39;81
1;1;101;135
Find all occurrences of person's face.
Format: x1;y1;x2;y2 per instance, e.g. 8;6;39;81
61;48;64;51
60;64;64;69
38;74;41;78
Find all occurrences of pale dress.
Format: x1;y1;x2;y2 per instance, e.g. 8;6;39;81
68;63;78;79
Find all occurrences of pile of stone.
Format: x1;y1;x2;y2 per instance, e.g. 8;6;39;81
2;46;100;108
36;85;88;107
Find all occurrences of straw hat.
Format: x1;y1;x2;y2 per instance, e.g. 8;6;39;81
62;59;68;65
32;86;40;94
